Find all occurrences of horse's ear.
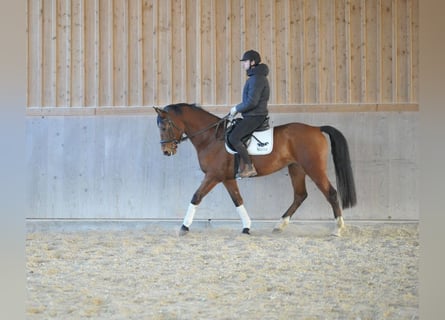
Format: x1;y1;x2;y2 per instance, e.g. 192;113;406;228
153;106;164;116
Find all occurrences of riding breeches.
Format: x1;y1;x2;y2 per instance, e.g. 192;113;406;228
228;115;267;164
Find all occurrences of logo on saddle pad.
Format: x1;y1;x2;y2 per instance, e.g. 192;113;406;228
225;127;274;155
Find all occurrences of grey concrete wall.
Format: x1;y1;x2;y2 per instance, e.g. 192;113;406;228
26;112;418;221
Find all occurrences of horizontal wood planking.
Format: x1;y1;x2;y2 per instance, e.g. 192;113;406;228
27;0;418;115
26;103;419;117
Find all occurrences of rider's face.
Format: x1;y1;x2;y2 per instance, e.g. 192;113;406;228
242;60;252;70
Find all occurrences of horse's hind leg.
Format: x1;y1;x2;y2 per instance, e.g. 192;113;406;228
311;174;345;236
273;164;307;232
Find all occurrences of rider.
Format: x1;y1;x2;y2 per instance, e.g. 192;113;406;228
228;50;270;178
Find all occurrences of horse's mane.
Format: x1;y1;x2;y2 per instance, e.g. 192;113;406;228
164;103;198;114
164;103;220;120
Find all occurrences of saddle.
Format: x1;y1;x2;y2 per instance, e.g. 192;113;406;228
225;117;274;155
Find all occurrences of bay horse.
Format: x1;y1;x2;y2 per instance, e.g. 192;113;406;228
155;103;356;236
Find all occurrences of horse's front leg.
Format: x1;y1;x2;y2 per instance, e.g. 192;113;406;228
222;179;251;234
180;175;219;235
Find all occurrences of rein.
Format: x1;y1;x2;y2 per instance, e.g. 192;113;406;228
160;115;229;145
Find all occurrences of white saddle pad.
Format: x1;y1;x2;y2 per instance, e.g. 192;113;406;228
225;127;274;155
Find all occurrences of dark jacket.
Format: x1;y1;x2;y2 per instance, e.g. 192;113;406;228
235;63;270;117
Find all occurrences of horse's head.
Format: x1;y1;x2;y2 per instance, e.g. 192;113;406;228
154;106;185;156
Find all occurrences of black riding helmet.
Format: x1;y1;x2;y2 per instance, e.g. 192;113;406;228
240;50;261;65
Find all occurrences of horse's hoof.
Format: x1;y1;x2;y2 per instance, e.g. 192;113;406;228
179;225;189;236
242;228;250;235
272;227;283;233
331;226;344;237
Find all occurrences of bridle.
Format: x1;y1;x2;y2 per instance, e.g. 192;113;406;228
158;114;229;146
158;117;186;145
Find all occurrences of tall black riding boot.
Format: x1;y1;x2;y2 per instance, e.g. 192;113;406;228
235;144;257;179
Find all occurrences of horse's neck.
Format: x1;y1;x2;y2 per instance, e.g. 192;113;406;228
182;111;221;145
184;110;218;132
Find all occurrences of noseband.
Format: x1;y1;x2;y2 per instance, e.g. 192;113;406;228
158;115;229;146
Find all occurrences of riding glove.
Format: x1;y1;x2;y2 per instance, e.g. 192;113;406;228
230;106;238;117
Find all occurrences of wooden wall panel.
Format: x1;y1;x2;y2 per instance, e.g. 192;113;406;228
319;0;334;103
349;0;363;103
258;0;274;100
396;0;409;102
200;0;214;104
380;0;394;103
98;0;113;106
85;0;98;106
42;0;56;107
364;0;378;102
185;0;199;103
243;0;258;51
410;0;418;103
128;0;143;106
274;0;288;104
288;0;303;103
215;0;229;105
171;0;185;103
229;0;242;103
142;0;156;106
303;0;318;103
56;0;69;107
71;0;85;107
157;0;172;105
27;0;419;113
334;0;348;103
27;0;42;107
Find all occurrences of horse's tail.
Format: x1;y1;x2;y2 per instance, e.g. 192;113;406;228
320;126;357;209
